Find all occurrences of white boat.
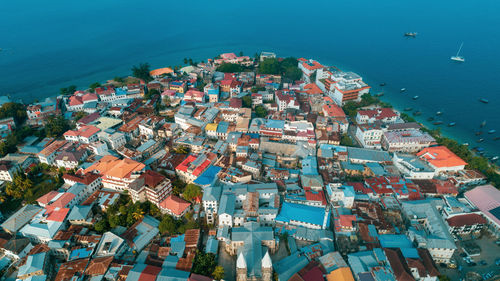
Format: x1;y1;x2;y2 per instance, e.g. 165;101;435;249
451;42;465;62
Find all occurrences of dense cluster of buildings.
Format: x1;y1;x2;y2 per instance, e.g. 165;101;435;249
0;51;498;281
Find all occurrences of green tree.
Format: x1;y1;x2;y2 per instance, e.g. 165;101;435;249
438;275;451;281
184;184;201;201
191;252;217;277
340;133;354;147
114;77;124;83
183;58;188;64
45;116;70;137
145;88;160;100
73;111;87;122
259;58;281;74
159;215;178;235
94;220;109;232
216;63;245;73
0;102;27;125
255;105;268;118
89;82;101;91
60;85;76;96
242;95;252;108
212;266;225;280
131;62;153;82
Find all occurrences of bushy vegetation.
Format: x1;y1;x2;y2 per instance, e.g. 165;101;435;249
342;94;381;118
0;102;27;125
191;252;224;280
258;57;302;81
131;62;153;82
45;116;71;137
255;105;268;118
216;63;248;73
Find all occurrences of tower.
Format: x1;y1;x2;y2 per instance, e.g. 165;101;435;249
261;250;273;281
236;252;247;281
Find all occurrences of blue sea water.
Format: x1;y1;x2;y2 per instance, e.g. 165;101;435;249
1;0;499;156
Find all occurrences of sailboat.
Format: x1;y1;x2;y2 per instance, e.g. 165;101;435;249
451;42;465;62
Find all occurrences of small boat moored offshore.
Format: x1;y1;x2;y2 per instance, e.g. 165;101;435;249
413;111;421;116
491;156;499;162
400;88;406;93
488;129;496;134
413;95;419;100
448;122;456;127
436;111;443;116
428;117;435;121
494;137;500;141
375;92;384;97
404;32;417;37
477;138;484;143
404;107;413;111
450;42;465;62
380;82;386;86
480;120;487;128
479;98;489;104
475;131;483;136
433;121;443;125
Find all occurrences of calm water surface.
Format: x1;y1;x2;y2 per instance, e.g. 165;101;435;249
1;0;499;155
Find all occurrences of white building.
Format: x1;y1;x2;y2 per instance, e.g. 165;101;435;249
393;153;435;180
355;124;383;149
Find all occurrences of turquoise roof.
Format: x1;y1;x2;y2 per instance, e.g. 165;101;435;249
276;202;330;228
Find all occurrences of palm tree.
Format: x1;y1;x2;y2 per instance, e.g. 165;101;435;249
132;209;145;220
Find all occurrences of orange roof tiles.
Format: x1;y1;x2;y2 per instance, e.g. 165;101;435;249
38;140;67;157
36;191;60;205
45;206;70;222
55;258;90;281
85;256;114;276
417;146;467;168
326;267;355;281
85;155;145;179
322;104;346;117
159;195;190;216
150;67;173;76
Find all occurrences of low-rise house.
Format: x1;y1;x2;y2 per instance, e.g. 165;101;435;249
0;117;15;138
159;195;191;218
393;153;435;179
55;147;88;169
417;146;467;174
17;252;52;280
95;231;126;257
67;205;93;226
19;207;69;243
63;125;101;144
0;237;33;261
356;108;399;124
0;153;35;182
26;97;61;126
1;204;43;235
175;153;217;183
98;129;126;150
37;140;67;165
276;202;330;230
121;215;159;252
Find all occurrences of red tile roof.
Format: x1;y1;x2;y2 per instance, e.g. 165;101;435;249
45;206;70;222
159;195;190;216
140;170;166;188
446;213;487;227
37;191;60;205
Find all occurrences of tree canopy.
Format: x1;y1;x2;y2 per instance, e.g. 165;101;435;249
255;105;268;118
216;63;246;73
191;252;217;278
258;57;302;81
183;184;202;201
0;102;27;125
60;85;76;96
242;95;252;108
132;62;153;82
45;116;70;137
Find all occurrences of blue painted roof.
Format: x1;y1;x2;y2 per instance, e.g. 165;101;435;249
69;247;93;260
194;165;221;186
378;234;413;248
265;119;285;129
137;139;156;152
205;236;219;255
276;202;329;227
216;121;229;133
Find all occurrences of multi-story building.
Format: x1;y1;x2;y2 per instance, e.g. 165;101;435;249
298;58;324;83
37;140;67;165
26;97;61;126
355;124;384;149
401;199;457;263
204;83;220;103
129;170;172;207
381;129;436;153
84;155;145;191
316;67;370;105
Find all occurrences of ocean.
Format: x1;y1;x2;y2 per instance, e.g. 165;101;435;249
1;0;499;156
